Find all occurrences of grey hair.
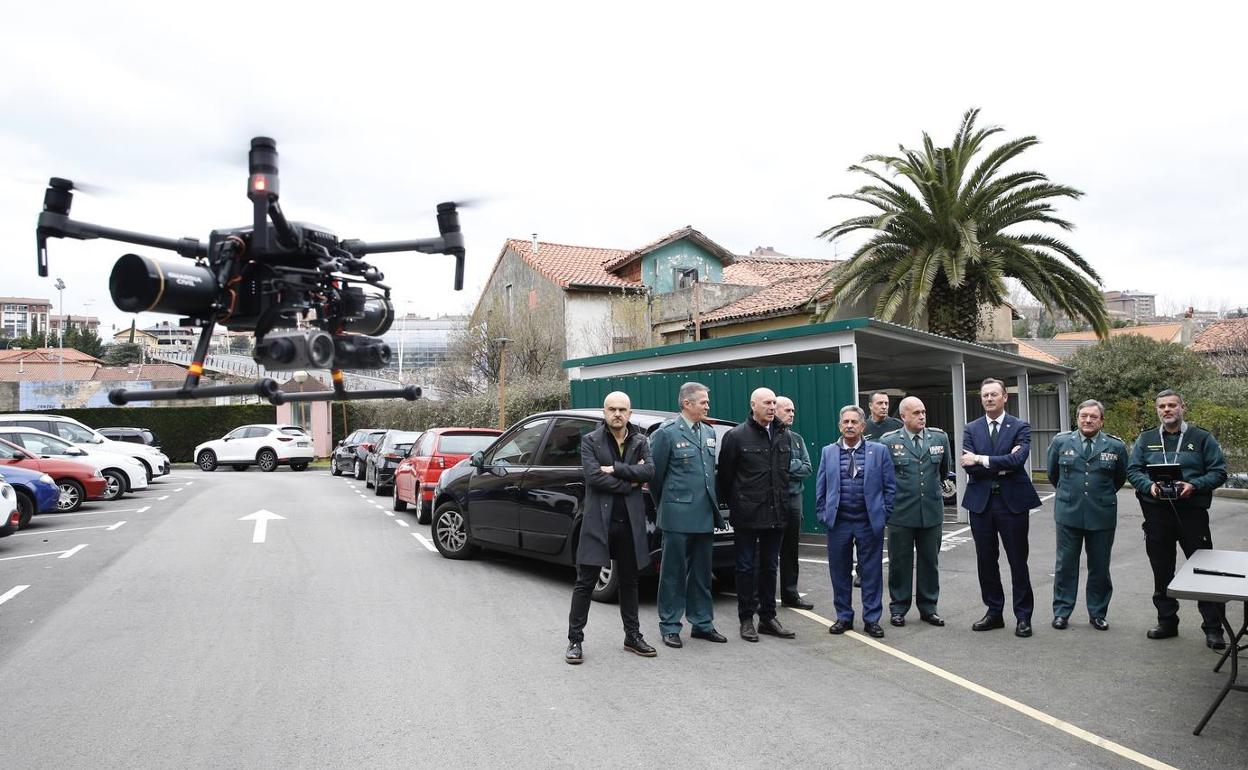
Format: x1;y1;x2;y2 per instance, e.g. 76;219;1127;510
839;404;866;421
1155;389;1185;406
1076;399;1105;418
678;381;708;406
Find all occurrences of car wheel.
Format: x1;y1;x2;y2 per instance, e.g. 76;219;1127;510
56;479;85;512
374;478;388;496
291;463;308;472
417;500;432;526
198;450;218;472
101;469;128;501
591;560;621;603
330;460;341;476
232;465;249;472
257;450;278;472
432;503;477;560
392;487;407;512
354;459;366;480
15;490;35;528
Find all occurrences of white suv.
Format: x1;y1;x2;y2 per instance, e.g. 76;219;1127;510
0;414;171;481
0;427;149;500
194;424;314;473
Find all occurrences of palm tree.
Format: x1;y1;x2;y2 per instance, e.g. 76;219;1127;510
813;108;1108;341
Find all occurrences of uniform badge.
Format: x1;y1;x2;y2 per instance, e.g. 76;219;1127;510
929;445;944;455
706;438;716;448
1100;452;1118;461
1063;449;1076;456
1187;443;1195;451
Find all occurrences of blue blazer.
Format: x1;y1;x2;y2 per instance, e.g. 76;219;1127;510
814;441;896;534
961;414;1043;514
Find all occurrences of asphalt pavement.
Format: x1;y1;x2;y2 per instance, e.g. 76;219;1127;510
1;469;1245;769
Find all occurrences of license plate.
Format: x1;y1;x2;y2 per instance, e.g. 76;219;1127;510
297;441;310;447
715;521;734;535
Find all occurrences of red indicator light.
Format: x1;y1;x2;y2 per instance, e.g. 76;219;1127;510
253;175;267;192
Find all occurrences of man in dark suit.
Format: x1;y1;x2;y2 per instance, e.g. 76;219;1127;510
961;377;1042;638
815;405;896;638
650;382;728;649
566;391;656;664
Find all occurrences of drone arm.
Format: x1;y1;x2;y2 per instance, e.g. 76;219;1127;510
36;211;205;276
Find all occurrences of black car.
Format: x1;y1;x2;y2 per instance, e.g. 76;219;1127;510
97;426;162;449
364;429;421;495
428;408;737;602
331;428;386;479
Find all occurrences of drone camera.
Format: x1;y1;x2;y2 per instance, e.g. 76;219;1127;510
109;253;218;316
254;329;337;371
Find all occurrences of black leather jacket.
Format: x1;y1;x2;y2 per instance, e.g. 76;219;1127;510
717;416;791;529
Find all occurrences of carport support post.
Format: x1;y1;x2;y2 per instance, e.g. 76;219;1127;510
838;342;860;404
951;357;968;524
1014;368;1030;423
1057;378;1070;431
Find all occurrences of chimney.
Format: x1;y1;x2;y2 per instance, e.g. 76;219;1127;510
532;233;539;256
1181;306;1194;346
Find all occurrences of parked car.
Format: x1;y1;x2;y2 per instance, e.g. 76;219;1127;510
0;437;109;512
393;427;502;523
1;481;21;538
194;424;315;472
0;414;170;481
96;426;162;449
330;428;387;479
0;427;148;500
0;466;59;528
428;409;737;602
364;430;422;495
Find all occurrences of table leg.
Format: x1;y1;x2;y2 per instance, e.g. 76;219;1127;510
1212;600;1248;674
1193;606;1246;735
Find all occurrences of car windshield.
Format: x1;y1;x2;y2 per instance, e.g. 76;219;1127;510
439;433;499;455
15;432;73;455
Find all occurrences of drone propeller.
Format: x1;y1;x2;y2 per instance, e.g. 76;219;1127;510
46;177;118;197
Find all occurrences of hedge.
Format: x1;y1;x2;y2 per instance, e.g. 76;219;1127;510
43;404;277;463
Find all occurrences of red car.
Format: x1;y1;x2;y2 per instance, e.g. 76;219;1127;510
393;428;502;523
0;437;109;512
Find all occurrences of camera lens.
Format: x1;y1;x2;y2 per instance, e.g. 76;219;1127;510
307;331;335;369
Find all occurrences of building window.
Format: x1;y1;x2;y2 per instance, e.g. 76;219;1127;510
674;267;698;289
505;284;514;319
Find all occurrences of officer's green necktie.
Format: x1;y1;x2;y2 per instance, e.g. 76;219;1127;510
1083;437;1093;459
913;433;922;452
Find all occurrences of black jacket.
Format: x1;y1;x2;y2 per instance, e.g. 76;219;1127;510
577;422;654;569
717;417;791;529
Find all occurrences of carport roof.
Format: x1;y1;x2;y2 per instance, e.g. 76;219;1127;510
564;317;1072;391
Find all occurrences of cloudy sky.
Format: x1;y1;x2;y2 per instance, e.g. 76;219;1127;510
2;1;1244;336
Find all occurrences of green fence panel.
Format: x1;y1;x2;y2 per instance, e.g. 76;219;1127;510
571;363;855;533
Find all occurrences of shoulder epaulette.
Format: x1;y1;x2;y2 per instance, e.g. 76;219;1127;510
927;427;946;434
1105;433;1125;444
879;428;903;440
1054;430;1073;439
658;417;678;429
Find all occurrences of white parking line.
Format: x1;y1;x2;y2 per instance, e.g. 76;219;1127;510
158;496;170;501
185;481;195;486
106;521;127;531
59;544;88;559
789;607;1174;770
13;522;124;537
0;585;30;606
396;520;409;527
172;488;184;493
412;533;437;552
0;546;84;562
385;511;395;517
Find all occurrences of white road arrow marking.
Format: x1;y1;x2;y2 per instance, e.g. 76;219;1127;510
0;585;31;606
239;509;286;543
13;522;125;537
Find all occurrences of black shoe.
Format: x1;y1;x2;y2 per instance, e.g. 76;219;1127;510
972;614;1005;632
1206;630;1228;651
1147;624;1178;640
919;612;945;627
1051;616;1069;630
662;633;683;649
1015;620;1033;638
781;596;814;610
740;619;759;642
624;634;657;657
1090;617;1109;631
828;618;852;635
889;613;906;627
863;622;885;639
691;628;728;643
757;617;796;638
565;641;583;665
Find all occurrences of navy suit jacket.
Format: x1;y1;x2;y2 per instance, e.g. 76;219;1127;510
814;441;896;534
961;414;1042;514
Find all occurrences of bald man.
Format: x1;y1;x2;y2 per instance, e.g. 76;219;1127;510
718;387;796;641
565;391;657;664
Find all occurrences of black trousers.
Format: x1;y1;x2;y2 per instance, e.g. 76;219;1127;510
1140;502;1225;631
568;518;640;643
969;494;1033;621
779;495;803;602
735;527;784;621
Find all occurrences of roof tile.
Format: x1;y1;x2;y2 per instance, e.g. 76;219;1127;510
1192;317;1248;353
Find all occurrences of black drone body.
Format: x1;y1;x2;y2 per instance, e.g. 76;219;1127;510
35;138;465;406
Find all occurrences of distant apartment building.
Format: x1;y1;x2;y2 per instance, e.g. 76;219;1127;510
1;297;52;338
48;314;101;335
1102;290;1156;322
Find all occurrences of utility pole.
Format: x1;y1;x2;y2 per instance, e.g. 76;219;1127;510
494;337;512;430
54;278;66;385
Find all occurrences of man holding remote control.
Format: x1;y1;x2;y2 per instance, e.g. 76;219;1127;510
1126;389;1229;650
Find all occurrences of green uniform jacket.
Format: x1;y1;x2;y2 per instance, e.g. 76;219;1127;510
1126;422;1227;509
787;429;812;497
879;427;950;528
1047;430;1127;531
649;417;724;533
